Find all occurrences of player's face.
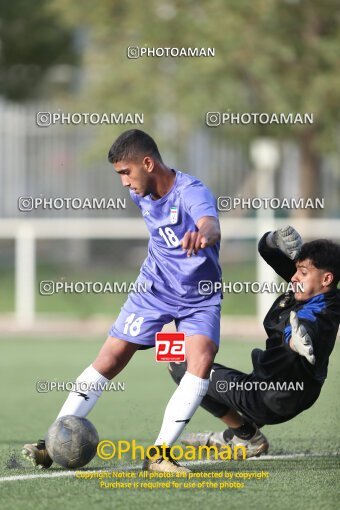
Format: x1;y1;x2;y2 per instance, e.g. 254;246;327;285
291;259;332;301
113;158;154;197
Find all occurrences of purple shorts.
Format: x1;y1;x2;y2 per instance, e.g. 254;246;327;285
108;288;221;348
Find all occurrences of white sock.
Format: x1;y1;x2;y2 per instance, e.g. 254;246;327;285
154;371;209;447
57;365;109;419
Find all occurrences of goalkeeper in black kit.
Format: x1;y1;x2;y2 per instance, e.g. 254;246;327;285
169;226;340;458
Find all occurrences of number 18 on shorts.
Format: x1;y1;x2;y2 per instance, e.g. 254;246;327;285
155;332;186;362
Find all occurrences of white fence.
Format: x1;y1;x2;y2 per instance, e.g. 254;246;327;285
1;100;339;219
0;100;254;218
1;217;339;328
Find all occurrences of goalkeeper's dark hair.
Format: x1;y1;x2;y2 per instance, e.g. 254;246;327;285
108;129;162;164
297;240;340;287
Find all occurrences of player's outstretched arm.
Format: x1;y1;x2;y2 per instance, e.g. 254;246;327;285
181;216;220;257
289;311;316;365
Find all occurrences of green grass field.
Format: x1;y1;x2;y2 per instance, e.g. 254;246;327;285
1;337;339;510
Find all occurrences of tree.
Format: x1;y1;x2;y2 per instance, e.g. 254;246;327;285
53;0;340;207
0;0;79;100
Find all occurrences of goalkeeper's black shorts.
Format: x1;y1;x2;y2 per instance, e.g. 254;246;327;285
169;362;321;427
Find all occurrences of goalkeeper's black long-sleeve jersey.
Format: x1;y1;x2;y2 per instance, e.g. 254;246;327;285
251;234;340;391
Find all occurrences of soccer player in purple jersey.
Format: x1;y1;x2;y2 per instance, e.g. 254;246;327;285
23;129;222;472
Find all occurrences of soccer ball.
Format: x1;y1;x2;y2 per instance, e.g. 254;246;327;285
45;415;99;468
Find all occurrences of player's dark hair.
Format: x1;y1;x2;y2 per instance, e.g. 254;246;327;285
108;129;162;163
297;240;340;287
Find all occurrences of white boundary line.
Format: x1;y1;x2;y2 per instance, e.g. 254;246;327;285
1;453;338;483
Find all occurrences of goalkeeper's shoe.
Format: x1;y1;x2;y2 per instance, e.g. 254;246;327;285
181;429;269;459
229;429;269;459
142;447;191;473
22;440;53;469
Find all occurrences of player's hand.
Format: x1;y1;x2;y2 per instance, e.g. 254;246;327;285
180;231;207;257
289;311;316;365
267;225;302;260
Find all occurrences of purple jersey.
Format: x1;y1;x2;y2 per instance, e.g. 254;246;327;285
130;169;222;306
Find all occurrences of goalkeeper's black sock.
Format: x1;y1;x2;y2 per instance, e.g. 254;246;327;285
222;428;234;442
228;421;257;440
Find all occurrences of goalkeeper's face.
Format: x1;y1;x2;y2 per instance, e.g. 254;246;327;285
113;157;156;197
291;259;333;301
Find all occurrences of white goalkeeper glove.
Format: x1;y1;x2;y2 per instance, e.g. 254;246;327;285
266;225;302;260
289;311;316;365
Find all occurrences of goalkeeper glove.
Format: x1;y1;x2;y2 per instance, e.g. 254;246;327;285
289;311;316;365
266;225;302;260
